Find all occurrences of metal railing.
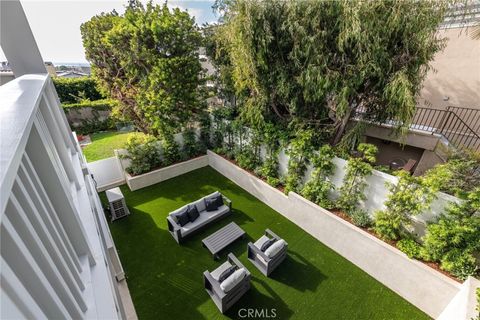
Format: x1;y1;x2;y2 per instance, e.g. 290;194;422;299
354;106;480;151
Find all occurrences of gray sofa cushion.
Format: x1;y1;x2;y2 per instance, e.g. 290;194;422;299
193;199;206;212
181;205;230;236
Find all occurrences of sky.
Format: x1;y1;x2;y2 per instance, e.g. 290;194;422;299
0;0;218;64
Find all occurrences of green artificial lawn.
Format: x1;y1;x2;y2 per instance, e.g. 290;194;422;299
82;131;141;162
103;167;430;320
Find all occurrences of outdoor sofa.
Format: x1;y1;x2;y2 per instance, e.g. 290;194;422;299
167;191;232;243
247;229;288;276
204;253;251;313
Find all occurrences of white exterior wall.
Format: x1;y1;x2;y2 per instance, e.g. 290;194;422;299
0;75;131;319
208;150;463;319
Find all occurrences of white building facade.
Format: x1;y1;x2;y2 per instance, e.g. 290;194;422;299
1;1;132;319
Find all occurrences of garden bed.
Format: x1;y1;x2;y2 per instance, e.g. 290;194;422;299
125;155;209;191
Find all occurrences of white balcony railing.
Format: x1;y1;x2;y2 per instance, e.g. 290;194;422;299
0;74;126;319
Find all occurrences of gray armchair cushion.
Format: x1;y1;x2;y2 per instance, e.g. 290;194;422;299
187;205;200;222
265;239;286;258
220;268;246;293
172;207;189;226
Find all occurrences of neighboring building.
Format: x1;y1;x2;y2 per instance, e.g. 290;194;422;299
56;70;89;78
360;9;480;175
0;1;134;319
44;61;57;77
1;61;57;84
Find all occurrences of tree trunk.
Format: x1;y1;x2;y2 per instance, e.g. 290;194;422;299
332;107;353;145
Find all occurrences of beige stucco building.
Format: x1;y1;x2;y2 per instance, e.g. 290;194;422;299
419;26;480;111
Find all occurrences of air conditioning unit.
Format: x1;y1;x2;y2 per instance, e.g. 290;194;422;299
106;187;130;221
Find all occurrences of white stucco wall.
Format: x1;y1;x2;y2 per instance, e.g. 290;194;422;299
275;147;459;230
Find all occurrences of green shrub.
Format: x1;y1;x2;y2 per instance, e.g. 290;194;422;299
351;209;372;228
162;134;181;166
123;134;162;175
301;145;336;209
397;238;423;259
266;176;281;188
54;77;104;104
285;129;315;194
440;249;478;280
338;143;377;214
422;188;480;280
182;129;201;159
72;118;115;135
374;168;446;241
236;148;260;171
62;98;116;111
374;210;403;241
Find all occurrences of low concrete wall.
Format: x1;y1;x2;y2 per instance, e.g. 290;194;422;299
438;276;480;320
125;155;209;191
207;150;462;318
87;156;125;192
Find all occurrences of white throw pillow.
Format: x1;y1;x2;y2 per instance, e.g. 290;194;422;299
220;268;246;293
264;239;286;258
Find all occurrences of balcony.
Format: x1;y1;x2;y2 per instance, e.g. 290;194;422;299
0;74;134;319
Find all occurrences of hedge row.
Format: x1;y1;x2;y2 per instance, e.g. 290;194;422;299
62;99;117;111
53;77;104;104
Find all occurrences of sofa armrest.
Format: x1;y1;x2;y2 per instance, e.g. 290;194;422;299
227;253;250;276
247;242;270;262
222;195;232;210
204;271;226;299
167;215;180;232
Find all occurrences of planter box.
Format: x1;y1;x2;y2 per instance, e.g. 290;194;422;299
207;150;462;319
125;155;209;191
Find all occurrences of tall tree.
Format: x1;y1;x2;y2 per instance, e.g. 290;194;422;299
215;0;450;145
81;1;204;137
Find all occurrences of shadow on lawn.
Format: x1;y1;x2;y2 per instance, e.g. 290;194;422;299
224;277;294;319
270;250;326;293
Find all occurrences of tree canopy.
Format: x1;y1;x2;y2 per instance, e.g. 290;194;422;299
213;0;449;146
81;1;204;137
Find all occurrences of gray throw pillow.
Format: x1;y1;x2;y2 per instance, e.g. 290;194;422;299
205;197;219;211
261;238;276;252
218;265;237;282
